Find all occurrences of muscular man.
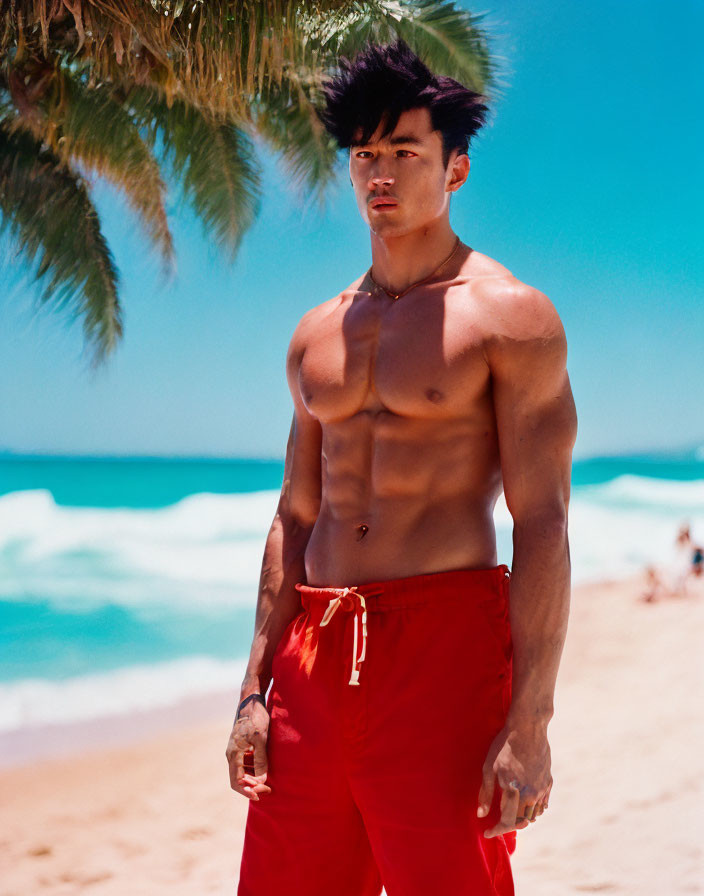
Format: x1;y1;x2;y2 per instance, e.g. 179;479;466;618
227;38;577;896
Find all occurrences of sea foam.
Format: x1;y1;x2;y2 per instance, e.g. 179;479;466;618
1;480;703;609
0;655;247;733
1;476;702;737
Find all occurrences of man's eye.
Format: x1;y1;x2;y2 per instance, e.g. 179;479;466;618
354;150;415;158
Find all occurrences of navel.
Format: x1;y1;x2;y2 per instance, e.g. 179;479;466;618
356;524;369;541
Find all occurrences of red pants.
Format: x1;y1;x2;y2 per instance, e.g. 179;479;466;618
237;564;517;896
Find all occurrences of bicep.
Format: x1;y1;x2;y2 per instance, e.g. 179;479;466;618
487;289;578;526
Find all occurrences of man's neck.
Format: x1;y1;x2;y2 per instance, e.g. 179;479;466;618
368;224;460;297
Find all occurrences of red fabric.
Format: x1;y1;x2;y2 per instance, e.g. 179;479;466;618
237;564;517;896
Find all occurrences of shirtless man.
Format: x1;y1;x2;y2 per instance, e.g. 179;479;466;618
228;38;577;896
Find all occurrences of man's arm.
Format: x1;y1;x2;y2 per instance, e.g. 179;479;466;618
227;313;322;800
487;282;577;727
478;279;578;834
239;319;323;704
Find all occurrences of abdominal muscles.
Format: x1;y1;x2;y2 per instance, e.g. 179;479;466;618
303;409;503;585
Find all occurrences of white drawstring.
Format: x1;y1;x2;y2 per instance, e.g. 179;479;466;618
318;587;368;686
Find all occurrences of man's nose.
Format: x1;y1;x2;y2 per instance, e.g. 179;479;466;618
369;171;395;188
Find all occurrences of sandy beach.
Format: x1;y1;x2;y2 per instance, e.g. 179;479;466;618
2;573;703;896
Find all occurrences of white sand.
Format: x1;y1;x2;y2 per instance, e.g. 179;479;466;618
1;573;702;895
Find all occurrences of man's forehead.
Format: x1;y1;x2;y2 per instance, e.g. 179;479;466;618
350;108;436;147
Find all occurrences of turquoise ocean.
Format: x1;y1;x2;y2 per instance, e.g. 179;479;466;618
1;449;703;742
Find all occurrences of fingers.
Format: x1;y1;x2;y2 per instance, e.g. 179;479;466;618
529;783;550;819
226;720;271;801
513;792;544;828
240;746;270;795
240;770;272;792
519;799;546;823
477;761;496;818
227;751;270;800
238;770;272;800
228;744;246;791
484;778;520;838
484;779;551;836
251;741;269;778
524;778;552;821
530;778;552;819
516;800;537;827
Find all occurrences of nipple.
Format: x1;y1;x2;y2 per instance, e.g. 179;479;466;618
356;524;369;541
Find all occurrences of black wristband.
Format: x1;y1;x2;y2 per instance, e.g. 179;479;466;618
235;692;267;721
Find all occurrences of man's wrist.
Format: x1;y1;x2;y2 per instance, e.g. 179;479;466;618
505;703;553;732
240;671;266;702
236;692;267;720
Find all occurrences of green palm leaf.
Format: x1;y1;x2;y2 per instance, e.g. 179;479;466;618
303;0;498;93
5;69;176;269
125;86;262;261
0;124;122;364
251;80;340;212
0;1;500;363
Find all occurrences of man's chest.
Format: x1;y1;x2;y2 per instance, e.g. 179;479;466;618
298;289;492;423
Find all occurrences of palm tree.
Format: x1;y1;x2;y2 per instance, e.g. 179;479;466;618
0;0;498;365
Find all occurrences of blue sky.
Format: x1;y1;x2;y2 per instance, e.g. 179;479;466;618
1;0;702;462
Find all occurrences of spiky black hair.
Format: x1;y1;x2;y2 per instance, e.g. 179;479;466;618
317;38;489;169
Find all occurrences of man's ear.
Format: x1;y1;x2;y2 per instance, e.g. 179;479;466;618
447;151;470;192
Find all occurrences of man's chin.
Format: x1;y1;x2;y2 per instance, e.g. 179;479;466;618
367;219;409;237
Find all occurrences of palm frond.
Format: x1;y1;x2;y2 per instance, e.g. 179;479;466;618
1;1;500;116
2;66;175;268
393;2;499;94
0;0;501;365
0;0;356;118
126;86;262;260
0;123;122;364
251;79;340;213
301;0;499;95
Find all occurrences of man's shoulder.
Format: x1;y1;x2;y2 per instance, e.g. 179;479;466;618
468;261;565;345
471;276;568;382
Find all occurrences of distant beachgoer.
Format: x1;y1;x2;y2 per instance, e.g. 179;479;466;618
639;564;666;603
669;522;693;596
640;521;701;602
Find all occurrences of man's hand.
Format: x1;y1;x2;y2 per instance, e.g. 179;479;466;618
225;700;273;801
477;720;552;837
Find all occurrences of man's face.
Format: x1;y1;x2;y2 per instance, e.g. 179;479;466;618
348;106;466;237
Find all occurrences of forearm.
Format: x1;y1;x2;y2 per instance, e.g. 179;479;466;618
506;517;571;730
239;511;313;702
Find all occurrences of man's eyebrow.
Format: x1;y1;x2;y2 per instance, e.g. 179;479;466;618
351;134;425;148
388;134;424;146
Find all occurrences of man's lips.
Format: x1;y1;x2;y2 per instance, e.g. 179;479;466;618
369;197;398;209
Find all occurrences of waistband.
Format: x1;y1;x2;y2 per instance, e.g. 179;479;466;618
295;563;510;612
294;564;510;687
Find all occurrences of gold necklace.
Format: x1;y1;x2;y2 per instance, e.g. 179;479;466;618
367;236;462;300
